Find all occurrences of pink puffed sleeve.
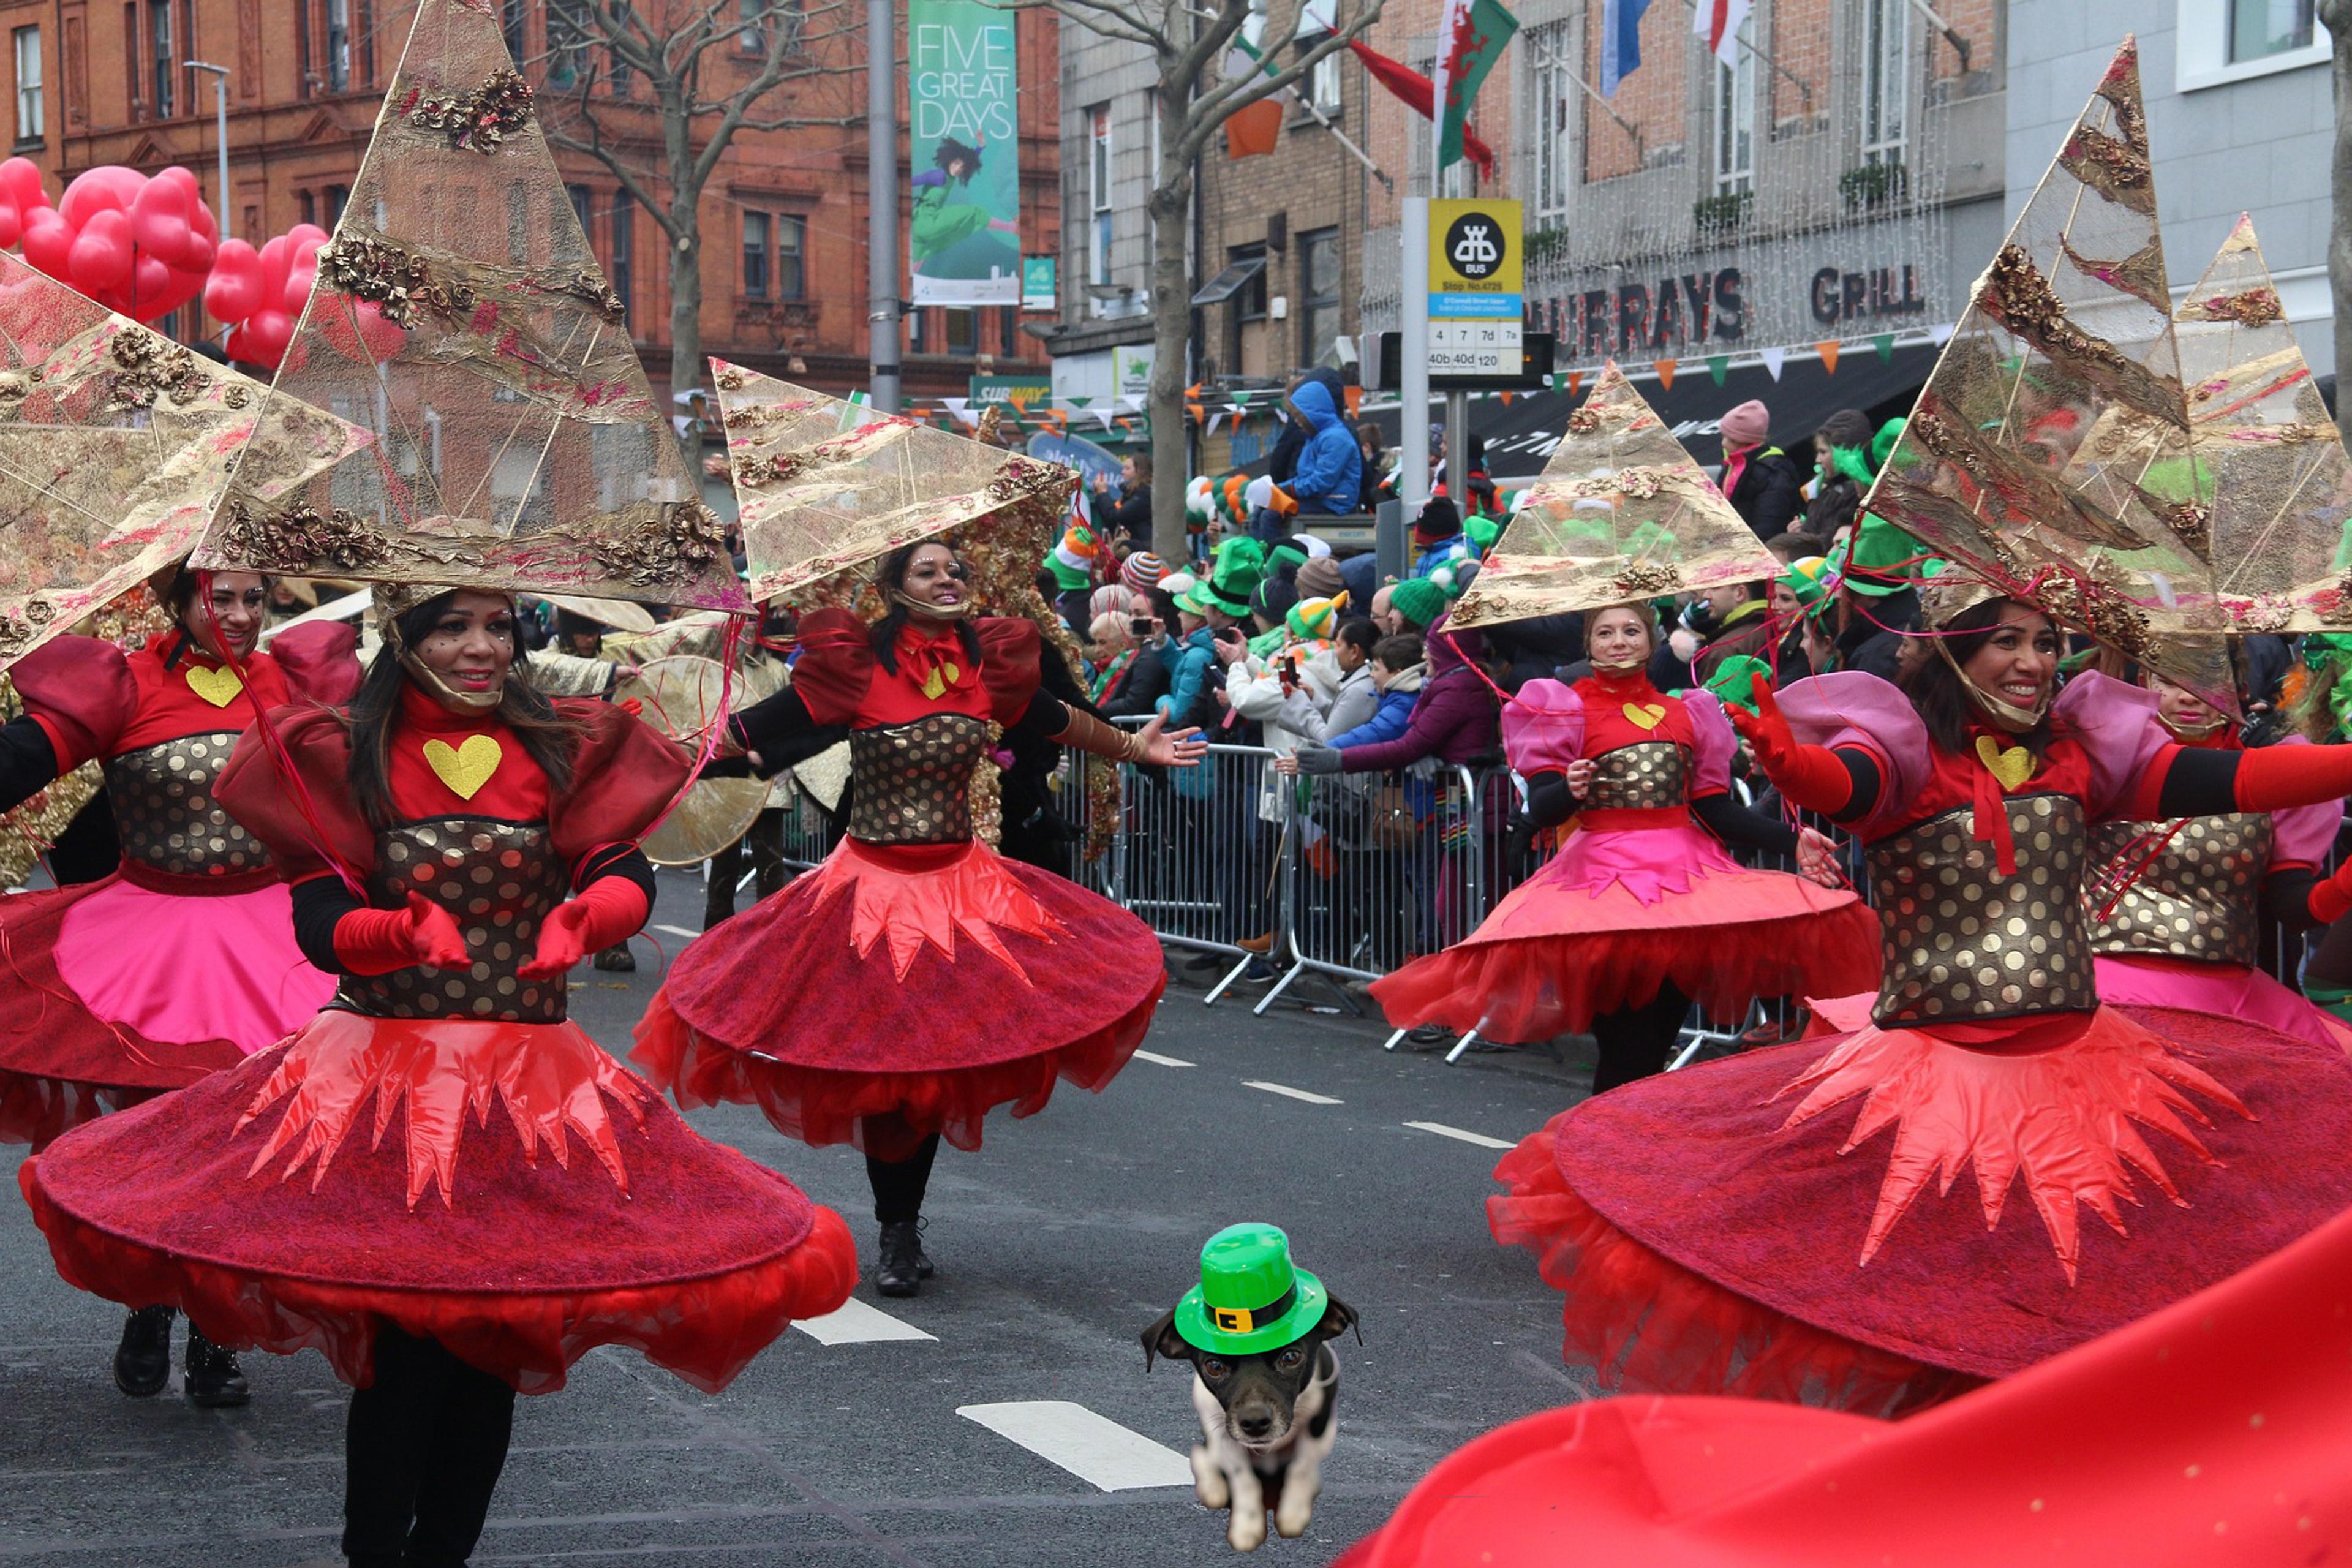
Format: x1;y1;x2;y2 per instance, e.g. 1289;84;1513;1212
1681;690;1736;797
1774;670;1932;831
2260;737;2344;867
10;633;136;769
2051;673;2173;821
1501;679;1584;775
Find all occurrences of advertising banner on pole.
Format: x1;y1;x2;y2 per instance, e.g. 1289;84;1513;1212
909;0;1021;306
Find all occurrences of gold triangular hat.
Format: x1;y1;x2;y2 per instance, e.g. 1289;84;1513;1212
190;0;744;612
1445;360;1781;628
1859;36;2230;705
712;358;1074;606
0;251;366;674
2171;214;2352;631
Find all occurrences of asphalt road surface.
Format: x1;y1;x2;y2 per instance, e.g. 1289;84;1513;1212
1;867;1612;1567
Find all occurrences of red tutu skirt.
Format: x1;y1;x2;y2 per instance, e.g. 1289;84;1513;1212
1488;1005;2352;1410
1372;823;1880;1042
23;1008;857;1395
635;835;1164;1158
0;872;334;1148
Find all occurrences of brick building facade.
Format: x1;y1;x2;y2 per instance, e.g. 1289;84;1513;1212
0;0;1057;402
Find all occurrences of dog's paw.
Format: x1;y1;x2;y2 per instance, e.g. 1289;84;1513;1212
1273;1499;1314;1539
1226;1513;1268;1552
1190;1447;1231;1511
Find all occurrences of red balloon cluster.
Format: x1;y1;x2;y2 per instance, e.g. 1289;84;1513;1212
0;158;219;323
205;221;407;369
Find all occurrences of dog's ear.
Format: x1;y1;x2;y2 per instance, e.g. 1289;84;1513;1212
1140;1308;1191;1371
1312;1294;1361;1347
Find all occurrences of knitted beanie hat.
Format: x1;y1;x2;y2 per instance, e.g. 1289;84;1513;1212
1121;551;1169;594
1390;575;1450;629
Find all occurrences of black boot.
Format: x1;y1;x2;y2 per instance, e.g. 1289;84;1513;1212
875;1221;930;1297
112;1305;175;1397
592;942;635;971
184;1326;251;1408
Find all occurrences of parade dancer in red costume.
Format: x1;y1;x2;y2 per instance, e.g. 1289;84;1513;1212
1489;583;2352;1411
0;565;356;1403
21;587;856;1567
1368;602;1877;1086
635;539;1207;1297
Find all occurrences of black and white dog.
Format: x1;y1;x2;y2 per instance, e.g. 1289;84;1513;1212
1142;1294;1359;1551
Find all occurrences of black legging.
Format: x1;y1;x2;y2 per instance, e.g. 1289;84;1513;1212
865;1124;943;1225
1589;985;1689;1096
343;1325;517;1568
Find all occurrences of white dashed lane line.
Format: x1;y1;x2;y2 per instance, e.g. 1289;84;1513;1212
652;924;702;941
1243;1080;1344;1106
1404;1120;1515;1151
1133;1050;1195;1068
956;1401;1194;1491
791;1297;938;1345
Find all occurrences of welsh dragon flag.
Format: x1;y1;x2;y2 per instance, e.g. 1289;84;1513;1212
1431;0;1518;172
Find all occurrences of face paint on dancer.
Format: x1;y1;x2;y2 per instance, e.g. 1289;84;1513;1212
892;542;973;620
183;571;268;662
405;590;519;713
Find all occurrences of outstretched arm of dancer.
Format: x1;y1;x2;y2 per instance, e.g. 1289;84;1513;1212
1728;674;1884;823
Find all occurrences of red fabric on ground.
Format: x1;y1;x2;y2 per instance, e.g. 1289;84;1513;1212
23;1010;856;1394
638;836;1164;1154
1511;1010;2352;1385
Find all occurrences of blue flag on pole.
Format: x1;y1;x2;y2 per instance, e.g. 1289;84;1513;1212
1599;0;1651;96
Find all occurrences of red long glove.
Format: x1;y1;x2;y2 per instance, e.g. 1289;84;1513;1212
2310;861;2352;925
518;874;650;979
2233;742;2352;813
333;892;469;976
1727;671;1855;815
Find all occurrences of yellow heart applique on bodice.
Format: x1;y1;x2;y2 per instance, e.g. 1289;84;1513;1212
423;734;503;801
1975;734;2036;791
919;662;963;701
1623;702;1668;731
184;665;243;707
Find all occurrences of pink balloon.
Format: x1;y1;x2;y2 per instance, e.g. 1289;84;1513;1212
58;167;137;228
0;156;47;216
125;254;173;316
255;233;293;303
181;231;215;271
67;209;132;290
131;190;192;269
154;165;199;202
0;197;21;253
287;222;330;249
239;308;293;366
190;202;217;246
21;212;70;277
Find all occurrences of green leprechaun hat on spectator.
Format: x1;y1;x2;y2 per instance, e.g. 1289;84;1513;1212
1181;536;1265;618
1824;513;1936;598
1174;1223;1329;1355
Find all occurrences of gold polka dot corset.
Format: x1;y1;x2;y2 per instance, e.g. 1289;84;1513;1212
102;733;272;882
1866;793;2094;1027
1585;741;1687;812
2086;813;2270;968
336;818;571;1024
846;712;992;845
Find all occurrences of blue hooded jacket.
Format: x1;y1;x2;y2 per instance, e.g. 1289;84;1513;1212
1284;380;1362;516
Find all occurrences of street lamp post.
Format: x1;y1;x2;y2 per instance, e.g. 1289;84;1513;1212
184;61;228;237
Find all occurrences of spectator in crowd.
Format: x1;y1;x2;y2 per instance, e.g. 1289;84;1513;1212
1254;380;1361;538
1716;399;1804;539
1151;584;1224;732
1769;554;1833;681
1100;590;1175;718
1356;422;1392;511
1431;424;1487;502
1120;549;1168;598
1381;575;1453;637
1267;368;1346;491
1274;617;1382;744
1322;633;1426;752
1800;409;1875;538
1653;581;1774;688
1411;497;1472;579
1820;517;1927;680
1047;518;1104;631
1485;611;1586;692
1087;451;1152;543
1220;596;1352;958
1296;552;1346;606
1338;545;1381;609
1293;617;1496;777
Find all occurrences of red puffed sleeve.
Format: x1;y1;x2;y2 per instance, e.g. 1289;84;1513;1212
214;706;377;885
548;698;694;873
10;634;137;770
786;608;878;727
975;616;1043;726
268;620;364;707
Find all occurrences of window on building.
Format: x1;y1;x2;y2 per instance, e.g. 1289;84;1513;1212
610;192;634;320
1528;20;1570;226
740;0;799;55
299;190;316;227
608;1;633;91
1294;0;1340;113
326;184;349;227
1225;239;1267;371
775;213;804;299
325;0;351;90
742;211;769;298
1860;0;1908;167
148;0;173;117
502;0;525;64
1712;13;1754;194
2230;0;2315;62
1088;103;1114;288
1299;227;1340;368
549;0;587;88
13;28;40;145
567;183;593;241
946;309;977;357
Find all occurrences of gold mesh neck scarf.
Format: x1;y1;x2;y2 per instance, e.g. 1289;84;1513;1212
712;358;1074;606
2172;215;2352;633
1445;360;1781;629
0;252;364;674
1858;36;2232;711
189;0;745;615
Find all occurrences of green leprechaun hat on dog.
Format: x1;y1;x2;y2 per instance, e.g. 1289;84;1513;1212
1175;1223;1329;1355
